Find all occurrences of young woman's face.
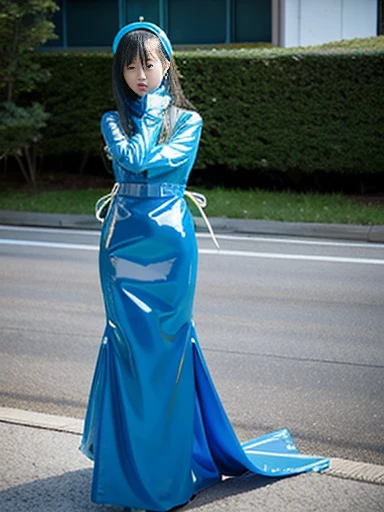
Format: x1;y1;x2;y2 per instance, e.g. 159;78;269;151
124;43;169;97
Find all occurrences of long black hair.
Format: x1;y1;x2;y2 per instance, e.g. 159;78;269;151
112;29;196;136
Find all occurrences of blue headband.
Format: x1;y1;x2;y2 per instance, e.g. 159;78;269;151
112;22;173;59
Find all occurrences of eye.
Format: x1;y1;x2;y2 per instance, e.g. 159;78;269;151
146;63;154;69
126;65;135;70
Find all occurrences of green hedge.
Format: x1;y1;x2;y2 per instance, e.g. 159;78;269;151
35;42;384;175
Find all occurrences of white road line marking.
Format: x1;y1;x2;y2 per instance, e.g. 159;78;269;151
2;225;383;249
1;239;383;265
198;233;384;249
0;407;383;485
199;248;384;265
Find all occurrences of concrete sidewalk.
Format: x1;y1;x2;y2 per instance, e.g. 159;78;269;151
1;409;383;512
0;209;383;242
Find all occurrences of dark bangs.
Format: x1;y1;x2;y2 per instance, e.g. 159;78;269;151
122;30;165;72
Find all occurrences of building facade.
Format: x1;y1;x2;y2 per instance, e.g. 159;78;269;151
47;0;379;49
47;0;272;48
274;0;379;47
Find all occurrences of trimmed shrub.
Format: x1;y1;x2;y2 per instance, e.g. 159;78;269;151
35;53;113;155
35;42;384;176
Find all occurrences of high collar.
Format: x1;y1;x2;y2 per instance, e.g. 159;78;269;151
126;83;171;118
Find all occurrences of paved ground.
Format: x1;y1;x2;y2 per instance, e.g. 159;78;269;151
1;212;383;511
1;225;383;465
0;409;383;512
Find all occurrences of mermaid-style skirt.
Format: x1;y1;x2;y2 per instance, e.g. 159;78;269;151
80;183;329;511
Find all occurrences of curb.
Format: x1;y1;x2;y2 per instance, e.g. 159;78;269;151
0;407;83;435
209;217;384;243
326;458;384;485
0;210;383;243
1;407;383;486
0;210;99;231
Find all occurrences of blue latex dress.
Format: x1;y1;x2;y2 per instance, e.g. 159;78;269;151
80;84;329;511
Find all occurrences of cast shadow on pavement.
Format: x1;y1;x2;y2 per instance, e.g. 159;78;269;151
184;471;281;510
0;469;111;512
0;468;281;512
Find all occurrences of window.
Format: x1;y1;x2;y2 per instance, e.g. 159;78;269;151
168;0;226;44
124;0;159;25
234;0;271;43
66;0;118;46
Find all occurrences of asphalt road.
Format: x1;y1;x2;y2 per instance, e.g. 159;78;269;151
0;225;383;466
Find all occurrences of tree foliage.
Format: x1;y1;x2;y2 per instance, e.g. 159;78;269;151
0;0;58;188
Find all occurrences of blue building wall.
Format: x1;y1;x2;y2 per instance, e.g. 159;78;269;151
47;0;271;48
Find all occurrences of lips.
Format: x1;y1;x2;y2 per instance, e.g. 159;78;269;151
137;83;147;89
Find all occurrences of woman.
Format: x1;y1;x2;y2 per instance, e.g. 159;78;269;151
80;21;329;512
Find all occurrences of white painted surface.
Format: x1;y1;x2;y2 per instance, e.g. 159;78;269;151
300;1;342;46
283;0;300;47
342;0;378;40
281;0;378;47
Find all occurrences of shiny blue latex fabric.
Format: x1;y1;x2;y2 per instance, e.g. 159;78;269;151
80;84;329;511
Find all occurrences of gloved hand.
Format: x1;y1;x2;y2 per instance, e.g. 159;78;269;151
129;85;171;124
145;88;171;113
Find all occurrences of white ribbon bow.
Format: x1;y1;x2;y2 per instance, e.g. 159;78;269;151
185;191;220;250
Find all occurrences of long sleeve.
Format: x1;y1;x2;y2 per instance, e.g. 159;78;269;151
102;109;202;180
101;111;161;175
144;111;202;180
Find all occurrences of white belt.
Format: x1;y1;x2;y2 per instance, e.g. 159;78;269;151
95;183;220;249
